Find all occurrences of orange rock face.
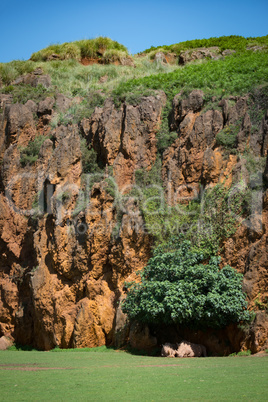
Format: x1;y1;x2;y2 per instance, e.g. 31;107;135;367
0;94;154;350
82;93;166;189
0;90;267;354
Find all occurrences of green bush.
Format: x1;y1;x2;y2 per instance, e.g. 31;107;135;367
80;138;100;173
0;63;19;85
230;350;252;356
157;129;178;155
156;99;178;154
0;59;36;84
122;237;250;329
135;158;163;188
216;124;239;148
20;136;49;166
237;350;252;356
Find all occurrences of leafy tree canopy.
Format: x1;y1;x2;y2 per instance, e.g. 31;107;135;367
122;237;250;329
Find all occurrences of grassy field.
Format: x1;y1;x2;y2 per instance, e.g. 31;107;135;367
0;349;267;401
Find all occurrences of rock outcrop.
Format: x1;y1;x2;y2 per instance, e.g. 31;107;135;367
0;87;267;354
0;336;13;350
81;92;166;189
12;70;51;89
0;94;159;350
80;55;135;67
178;47;236;65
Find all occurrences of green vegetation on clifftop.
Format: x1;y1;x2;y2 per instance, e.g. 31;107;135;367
113;51;268;103
142;34;268;55
30;37;128;62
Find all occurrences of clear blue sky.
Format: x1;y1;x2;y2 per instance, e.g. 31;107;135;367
1;0;267;63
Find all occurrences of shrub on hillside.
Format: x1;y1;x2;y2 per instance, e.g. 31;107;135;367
122;237;250;329
0;60;36;85
0;64;18;85
80;138;100;173
20;136;49;166
216;124;240;148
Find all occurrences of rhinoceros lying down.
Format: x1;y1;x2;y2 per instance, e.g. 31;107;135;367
161;341;207;357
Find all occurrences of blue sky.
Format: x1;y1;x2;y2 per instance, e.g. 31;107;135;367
1;0;267;62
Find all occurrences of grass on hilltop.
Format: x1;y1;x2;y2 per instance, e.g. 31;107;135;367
0;349;267;401
30;37;128;62
112;50;268;104
1;50;267;107
142;34;268;56
0;56;178;100
1;35;267;106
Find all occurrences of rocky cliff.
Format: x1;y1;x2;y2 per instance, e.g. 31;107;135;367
0;66;268;354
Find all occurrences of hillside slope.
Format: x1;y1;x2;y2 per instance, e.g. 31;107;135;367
0;35;268;354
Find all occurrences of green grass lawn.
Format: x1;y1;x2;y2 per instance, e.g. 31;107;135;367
0;349;267;401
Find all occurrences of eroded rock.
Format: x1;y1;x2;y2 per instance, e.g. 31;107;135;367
12;71;51;88
82;92;166;188
0;336;13;350
0;90;267;354
179;47;221;65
